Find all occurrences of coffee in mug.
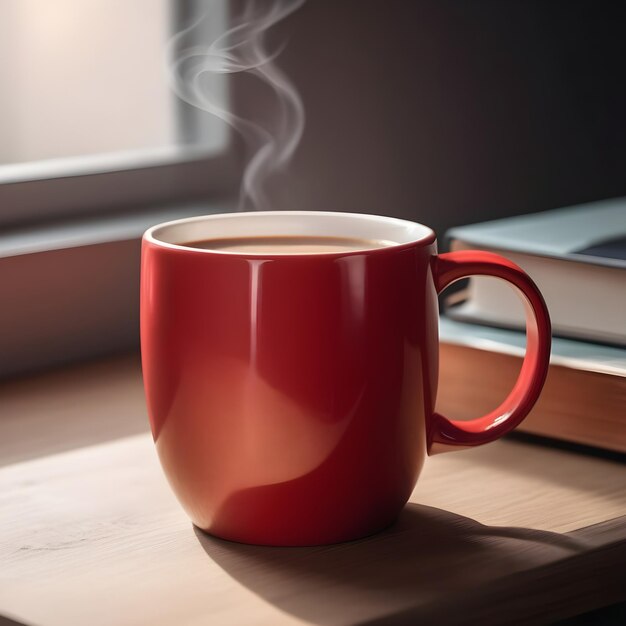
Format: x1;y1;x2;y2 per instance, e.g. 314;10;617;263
182;235;394;253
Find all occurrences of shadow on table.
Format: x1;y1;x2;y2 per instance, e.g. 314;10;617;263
0;614;31;626
195;503;594;625
0;355;148;468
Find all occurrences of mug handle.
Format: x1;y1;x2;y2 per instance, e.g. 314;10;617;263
429;250;552;454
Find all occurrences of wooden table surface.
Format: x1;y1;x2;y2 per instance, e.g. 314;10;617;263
0;356;625;626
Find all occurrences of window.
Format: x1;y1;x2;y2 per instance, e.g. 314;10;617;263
0;0;235;225
0;0;237;377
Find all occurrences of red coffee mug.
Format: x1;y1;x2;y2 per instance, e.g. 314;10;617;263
141;211;551;546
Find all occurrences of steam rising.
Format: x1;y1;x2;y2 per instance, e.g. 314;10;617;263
167;0;305;211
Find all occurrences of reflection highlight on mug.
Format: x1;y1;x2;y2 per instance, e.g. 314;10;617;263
155;255;376;528
156;355;355;527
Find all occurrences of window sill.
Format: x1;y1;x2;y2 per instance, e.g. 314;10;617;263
0;202;232;379
0;202;231;259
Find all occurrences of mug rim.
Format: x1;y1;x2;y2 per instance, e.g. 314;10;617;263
143;210;437;257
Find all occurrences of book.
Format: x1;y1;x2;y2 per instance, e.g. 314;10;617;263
444;197;626;346
438;317;626;453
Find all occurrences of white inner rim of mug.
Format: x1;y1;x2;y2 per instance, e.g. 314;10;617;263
145;211;435;255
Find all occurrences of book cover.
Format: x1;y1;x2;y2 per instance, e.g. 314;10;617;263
445;198;626;346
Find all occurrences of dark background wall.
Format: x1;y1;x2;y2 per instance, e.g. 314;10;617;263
245;0;626;237
2;0;625;379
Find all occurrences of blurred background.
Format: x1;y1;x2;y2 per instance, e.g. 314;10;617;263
0;0;625;377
